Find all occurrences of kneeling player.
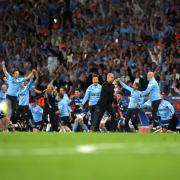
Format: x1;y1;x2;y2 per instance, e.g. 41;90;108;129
158;99;176;133
29;99;43;132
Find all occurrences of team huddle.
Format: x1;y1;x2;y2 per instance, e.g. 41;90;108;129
0;61;178;133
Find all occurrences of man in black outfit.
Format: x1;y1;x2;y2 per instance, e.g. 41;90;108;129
91;73;116;131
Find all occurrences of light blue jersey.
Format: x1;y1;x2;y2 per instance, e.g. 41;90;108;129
141;77;160;101
58;98;70;117
17;79;33;106
140;99;152;109
82;84;102;106
63;93;71;104
29;104;43;122
0;90;7;102
158;100;175;121
6;73;25;96
141;99;175;121
120;81;143;109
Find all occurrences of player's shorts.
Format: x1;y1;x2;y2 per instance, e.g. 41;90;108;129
32;121;42;130
161;119;171;129
60;116;70;126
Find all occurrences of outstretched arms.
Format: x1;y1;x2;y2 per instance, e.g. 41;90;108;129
24;69;36;81
114;78;133;92
2;61;9;77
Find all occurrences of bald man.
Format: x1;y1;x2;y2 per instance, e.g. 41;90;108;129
91;73;116;131
141;72;161;125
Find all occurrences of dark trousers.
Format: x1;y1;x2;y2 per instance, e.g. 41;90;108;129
16;105;32;130
152;99;161;124
6;95;18;124
90;105;96;126
125;108;140;132
43;107;58;131
91;104;116;131
168;114;179;131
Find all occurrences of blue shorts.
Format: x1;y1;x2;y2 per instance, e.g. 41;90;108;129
60;116;69;126
32;121;42;129
161;119;171;128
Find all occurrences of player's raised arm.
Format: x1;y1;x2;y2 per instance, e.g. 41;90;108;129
24;69;36;81
2;61;9;77
115;78;133;92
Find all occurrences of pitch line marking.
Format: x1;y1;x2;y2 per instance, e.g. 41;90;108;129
0;142;180;156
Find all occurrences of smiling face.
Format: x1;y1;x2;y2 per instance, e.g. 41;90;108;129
1;84;7;93
92;76;99;85
75;90;81;97
47;84;53;93
59;87;66;95
147;72;154;81
13;71;19;79
107;73;114;83
31;101;37;107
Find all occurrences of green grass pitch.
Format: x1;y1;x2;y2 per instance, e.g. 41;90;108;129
0;133;180;180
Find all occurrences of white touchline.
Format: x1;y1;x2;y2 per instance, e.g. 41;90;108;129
0;142;180;156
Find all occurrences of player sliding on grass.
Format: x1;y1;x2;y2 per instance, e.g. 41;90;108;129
115;79;143;132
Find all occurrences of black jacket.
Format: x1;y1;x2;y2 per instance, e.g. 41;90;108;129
97;82;115;107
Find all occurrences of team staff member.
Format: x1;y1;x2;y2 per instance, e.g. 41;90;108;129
2;61;35;123
91;73;116;131
141;72;161;125
81;74;102;125
115;79;143;132
34;84;58;131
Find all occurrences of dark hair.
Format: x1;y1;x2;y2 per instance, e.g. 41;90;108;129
75;88;80;92
60;86;66;92
116;90;124;96
31;98;37;103
134;82;140;89
1;83;7;87
12;70;19;74
92;74;99;79
59;93;64;99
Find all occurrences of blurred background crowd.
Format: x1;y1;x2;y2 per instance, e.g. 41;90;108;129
0;0;179;95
